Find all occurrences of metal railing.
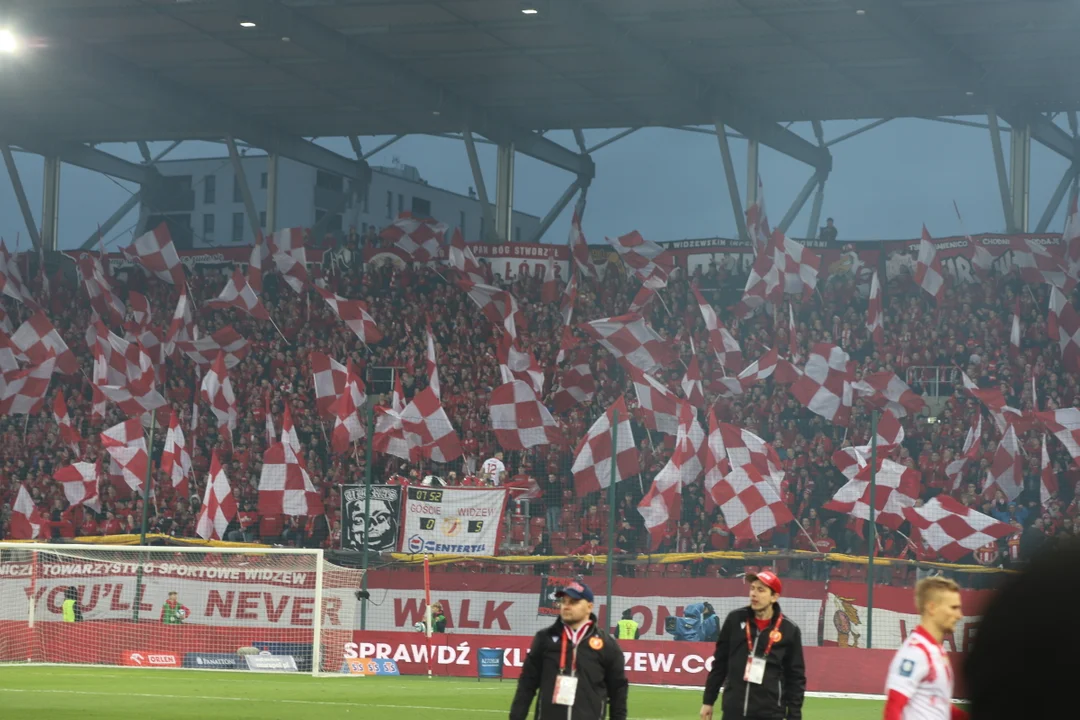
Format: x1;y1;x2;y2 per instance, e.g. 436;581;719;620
904;365;960;397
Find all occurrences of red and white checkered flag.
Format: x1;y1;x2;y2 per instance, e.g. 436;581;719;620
962;371;1029;435
200;352;237;443
121;224;186;285
457;278;526;340
0;350;57;416
446;227;485;285
777;235;821;296
581;313;677;374
555;271;579;365
692;285;743;372
54;460;102;511
1009;236;1075;291
791;343;854;426
0;240;38;308
330;377;365;454
680;353;705;409
984;424;1023;501
1010;296;1021;354
541;252;559;304
1040;434;1058;509
914;225;945;301
258;441;325;517
852;371;926;418
945;413;982;491
824;458;920;530
161;408;192;497
605;231;674;288
1048;285;1080;372
52;392;82;453
551;356;596;414
703;409;730;507
268;227;311;294
638;401;705;549
497;334;544;394
196;451;239;540
314;286;383;345
0;331;17;373
630;369;681;436
426;319;441;399
735;240;781;318
746;176;771;256
711;347;780;398
711;463;794;542
127;290;151;330
163;287;194;359
1034;408;1080;467
787;304;799;364
101;418;149;495
867;270;883;346
567;200;594;279
247;234;269;293
10;310;78;375
280;404;302;453
264;392;276;445
374;374;413;461
178;326;251;370
401;387;463;463
903;496;1017;562
207;269;271;320
77;253;126;325
718;423;786;484
489;380;564;450
9;485;43;539
571;397;639;496
311;351;348;416
380;212;447;263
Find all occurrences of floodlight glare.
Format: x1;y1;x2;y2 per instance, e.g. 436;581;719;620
239;20;257;28
0;28;20;54
521;8;538;13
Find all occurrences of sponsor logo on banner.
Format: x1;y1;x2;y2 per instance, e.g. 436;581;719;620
340;484;402;552
398;487;509;556
183;653;241;669
244;654;299;672
122;650;181;667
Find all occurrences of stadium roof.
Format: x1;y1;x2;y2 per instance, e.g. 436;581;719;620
3;0;1080;178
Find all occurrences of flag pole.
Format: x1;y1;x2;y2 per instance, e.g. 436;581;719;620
867;409;878;650
360;402;374;631
267;315;289;343
605;408;619;634
133;409;158;624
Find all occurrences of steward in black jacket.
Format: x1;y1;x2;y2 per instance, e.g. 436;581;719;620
701;572;806;720
510;583;628;720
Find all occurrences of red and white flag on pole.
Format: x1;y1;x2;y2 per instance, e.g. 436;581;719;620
790;343;854;426
330;380;365;454
380;212;446;263
163;288;194;359
571;397;639;496
903;496;1017;562
401;387;463;464
914;225;945;302
0;330;18;372
638;401;705;549
161;409;192;497
823;458;920;530
550;356;596;414
867;270;883;346
457;279;526;340
280;404;302;453
631;369;681;436
374;374;412;461
1048;285;1080;372
581;314;678;374
314;286;383;345
567;199;594;280
207;269;271;320
10;485;43;539
605;231;674;288
0;239;38;308
54;460;102;511
746;176;771;256
680;353;705;409
268;227;311;294
257;442;325;517
555;271;579;365
10;310;78;375
984;424;1023;501
692;285;743;372
101;418;149;496
425;319;441;399
497;333;544;395
707;428;792;541
177;326;250;370
946;413;982;491
311;351;358;418
1009;236;1075;291
264;393;276;445
127;290;151;330
962;371;1029;435
711;347;780;398
0;351;57;416
196;451;238;540
120;224;186;285
200;352;237;443
1064;193;1080;279
541;252;559;304
1034;408;1080;467
852;371;926;418
77;253;126;325
1040;434;1058;509
446;228;485;285
247;233;269;293
1010;296;1021;355
489;380;564;450
787;304;800;364
52;392;82;453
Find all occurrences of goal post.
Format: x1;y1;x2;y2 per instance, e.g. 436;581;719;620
0;542;363;676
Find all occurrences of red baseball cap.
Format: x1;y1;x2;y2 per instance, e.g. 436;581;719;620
746;570;782;595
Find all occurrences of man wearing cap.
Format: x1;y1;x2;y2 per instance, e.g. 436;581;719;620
510;581;628;720
700;570;806;720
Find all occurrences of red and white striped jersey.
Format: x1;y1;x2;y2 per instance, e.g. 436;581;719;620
884;626;956;720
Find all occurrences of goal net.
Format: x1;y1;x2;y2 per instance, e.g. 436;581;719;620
0;543;362;676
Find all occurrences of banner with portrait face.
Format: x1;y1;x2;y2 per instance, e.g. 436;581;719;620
341;485;402;552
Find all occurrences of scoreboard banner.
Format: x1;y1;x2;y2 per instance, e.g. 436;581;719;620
398;487;509;556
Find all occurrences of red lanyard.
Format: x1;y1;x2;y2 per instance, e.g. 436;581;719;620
559;623;591;674
746;612;784;658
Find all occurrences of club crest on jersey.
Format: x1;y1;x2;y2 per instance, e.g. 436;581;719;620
588;636;603;650
899;659;915;677
769;630;782;643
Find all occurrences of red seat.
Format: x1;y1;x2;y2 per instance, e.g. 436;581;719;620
529;516;546;531
562;489;573;501
511;525;525;543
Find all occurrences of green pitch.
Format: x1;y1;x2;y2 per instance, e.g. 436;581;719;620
0;666;885;719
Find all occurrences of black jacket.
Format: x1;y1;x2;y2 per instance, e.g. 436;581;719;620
702;603;806;720
509;614;628;720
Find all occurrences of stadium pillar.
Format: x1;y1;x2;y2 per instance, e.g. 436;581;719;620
1;144;43;251
1010;123;1032;233
988;112;1016;233
715;122;749;243
1035;162;1079;233
265;153;279;232
41;156;61;252
867;410;878;650
226;137;264;244
495;143;515;243
605;409;619;634
528;180;580;245
463;131;496;243
746;139;759;210
805;121;828;240
777;171;824;234
360;402;374;631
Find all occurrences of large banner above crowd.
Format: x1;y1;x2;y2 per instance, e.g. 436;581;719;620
398;486;509;556
340;484;403;553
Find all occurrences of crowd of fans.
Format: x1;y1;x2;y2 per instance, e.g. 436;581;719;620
1;224;1078;589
